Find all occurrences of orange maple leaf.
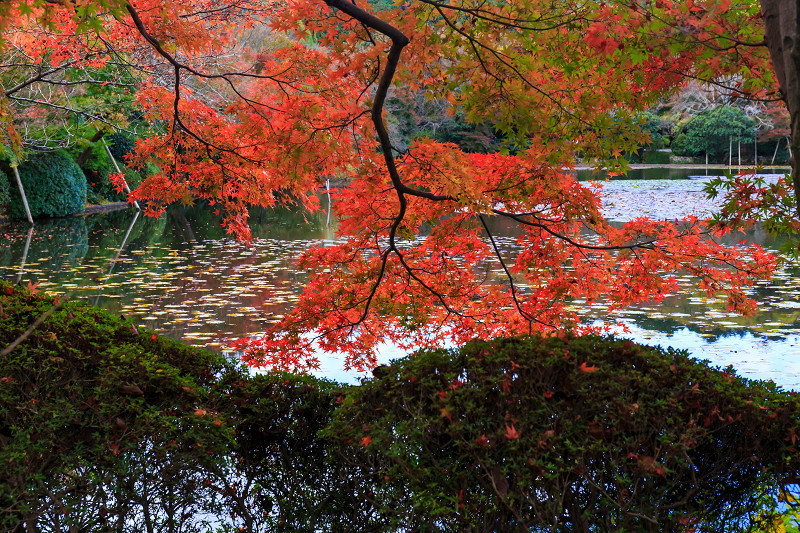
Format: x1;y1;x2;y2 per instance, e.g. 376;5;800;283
579;362;598;373
361;435;372;447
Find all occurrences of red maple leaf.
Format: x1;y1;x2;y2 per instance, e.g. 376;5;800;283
504;423;521;440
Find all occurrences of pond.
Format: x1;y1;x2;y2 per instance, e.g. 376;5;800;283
1;170;799;388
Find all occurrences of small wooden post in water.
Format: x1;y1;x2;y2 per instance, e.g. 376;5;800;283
102;138;140;210
754;135;758;166
326;178;331;227
12;164;33;224
729;136;732;167
16;226;33;284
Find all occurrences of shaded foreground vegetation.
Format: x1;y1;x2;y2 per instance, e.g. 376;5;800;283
0;280;798;532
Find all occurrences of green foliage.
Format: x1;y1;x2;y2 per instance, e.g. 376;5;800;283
4;151;86;218
3;290;798;532
673;106;755;161
0;281;377;532
641;150;671;164
326;336;800;532
0;167;10;215
0;280;235;531
108;132;136;162
639;111;666;149
79;143;142;203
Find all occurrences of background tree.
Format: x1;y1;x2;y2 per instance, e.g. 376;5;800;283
672;106;755;161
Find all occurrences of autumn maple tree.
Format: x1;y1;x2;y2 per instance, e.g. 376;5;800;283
0;0;784;370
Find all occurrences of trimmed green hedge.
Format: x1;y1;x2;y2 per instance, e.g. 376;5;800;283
5;151;86;218
1;282;798;532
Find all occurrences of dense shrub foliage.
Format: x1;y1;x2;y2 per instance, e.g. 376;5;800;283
327;337;800;532
0;168;10;216
0;281;377;532
108;132;136;162
0;280;235;531
78;143;142;203
1;283;798;532
3;151;86;218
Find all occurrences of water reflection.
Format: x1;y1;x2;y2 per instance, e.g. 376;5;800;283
0;184;799;388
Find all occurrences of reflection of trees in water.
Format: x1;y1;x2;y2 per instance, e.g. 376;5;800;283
3;198;798;355
0;218;90;273
86;209;166;260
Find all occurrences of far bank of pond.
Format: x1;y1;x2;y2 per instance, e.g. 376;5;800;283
1;170;798;388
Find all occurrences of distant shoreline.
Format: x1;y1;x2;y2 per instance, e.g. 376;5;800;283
573;163;791;171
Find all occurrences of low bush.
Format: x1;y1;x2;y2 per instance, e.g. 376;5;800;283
0;281;375;533
0;280;235;531
327;336;800;532
2;284;798;532
4;151;86;218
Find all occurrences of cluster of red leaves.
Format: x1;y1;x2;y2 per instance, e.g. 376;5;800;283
2;0;780;372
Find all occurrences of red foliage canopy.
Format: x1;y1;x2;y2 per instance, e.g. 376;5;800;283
0;0;779;370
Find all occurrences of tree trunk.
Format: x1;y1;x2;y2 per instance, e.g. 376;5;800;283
759;0;800;216
76;129;105;167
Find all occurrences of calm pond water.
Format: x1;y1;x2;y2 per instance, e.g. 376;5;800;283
1;171;799;388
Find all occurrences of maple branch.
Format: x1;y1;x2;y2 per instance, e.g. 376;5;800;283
494;209;662;251
9;97;126;130
479;215;543;329
429;3;583;124
3;61;80;97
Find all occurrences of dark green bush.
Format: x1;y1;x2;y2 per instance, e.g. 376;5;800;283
0;280;235;531
0;281;376;533
641;150;671;164
3;284;798;532
0;168;10;216
83;149;142;203
673;106;755;162
5;151;86;218
326;336;800;532
108;133;136;162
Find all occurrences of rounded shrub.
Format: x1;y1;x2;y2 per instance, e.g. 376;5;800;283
7;151;86;218
326;336;800;532
0;280;236;531
0;281;379;532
